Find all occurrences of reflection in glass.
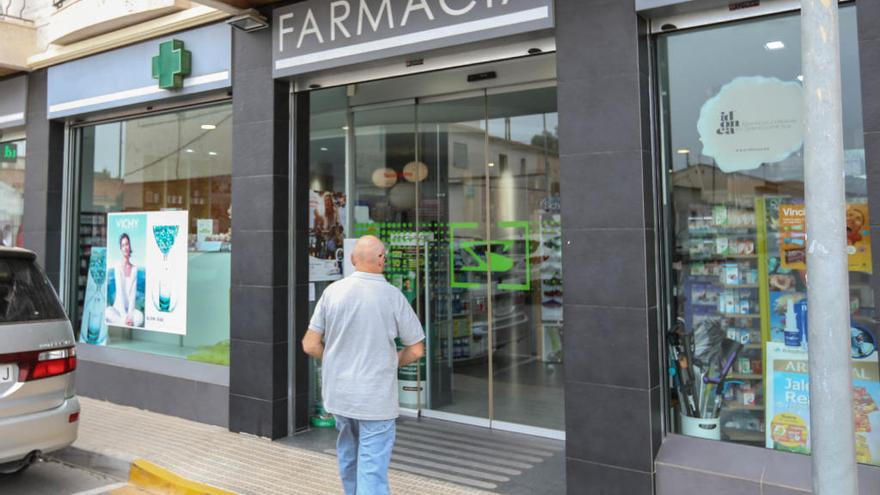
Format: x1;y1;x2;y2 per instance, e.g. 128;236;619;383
488;87;563;430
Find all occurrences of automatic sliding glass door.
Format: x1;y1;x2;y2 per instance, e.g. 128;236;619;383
319;82;563;435
417;95;491;421
487;86;563;433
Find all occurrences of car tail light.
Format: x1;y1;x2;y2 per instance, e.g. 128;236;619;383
69;412;79;423
1;347;77;382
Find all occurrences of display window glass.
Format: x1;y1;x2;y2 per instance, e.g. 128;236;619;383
0;138;26;248
658;6;880;464
72;103;232;365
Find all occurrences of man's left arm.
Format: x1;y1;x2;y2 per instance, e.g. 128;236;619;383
302;329;325;359
396;296;426;368
398;341;424;367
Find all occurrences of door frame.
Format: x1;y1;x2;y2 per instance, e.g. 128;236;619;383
292;65;566;441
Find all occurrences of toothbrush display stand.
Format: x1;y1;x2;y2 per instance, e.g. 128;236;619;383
680;413;722;440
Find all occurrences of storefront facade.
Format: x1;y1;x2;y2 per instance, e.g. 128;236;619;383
9;0;880;493
38;22;234;426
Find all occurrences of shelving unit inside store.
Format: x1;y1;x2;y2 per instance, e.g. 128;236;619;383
679;202;765;444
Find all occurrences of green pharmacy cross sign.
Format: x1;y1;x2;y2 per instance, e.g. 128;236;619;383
152;39;191;90
1;143;17;162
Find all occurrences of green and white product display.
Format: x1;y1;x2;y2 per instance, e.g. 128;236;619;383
397;338;427;408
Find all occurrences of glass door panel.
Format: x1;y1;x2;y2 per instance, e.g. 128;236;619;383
487;87;565;431
418;96;491;420
348;103;427;411
308;81;564;433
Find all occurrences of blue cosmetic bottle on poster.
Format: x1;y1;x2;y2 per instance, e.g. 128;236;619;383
795;299;808;347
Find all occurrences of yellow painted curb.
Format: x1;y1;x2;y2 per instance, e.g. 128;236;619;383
119;459;236;495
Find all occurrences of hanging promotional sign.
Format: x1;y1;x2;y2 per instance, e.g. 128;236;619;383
272;0;555;77
766;342;880;466
778;203;872;273
106;211;188;335
697;76;803;173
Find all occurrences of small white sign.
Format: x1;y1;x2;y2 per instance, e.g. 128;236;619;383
698;76;804;173
343;238;358;277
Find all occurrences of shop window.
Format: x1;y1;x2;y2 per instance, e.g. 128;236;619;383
73;104;232;365
0;139;26;248
658;6;880;464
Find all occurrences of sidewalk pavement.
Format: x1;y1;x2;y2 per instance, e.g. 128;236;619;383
59;397;493;495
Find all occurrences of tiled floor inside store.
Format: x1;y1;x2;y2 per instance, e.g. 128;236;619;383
280;416;566;495
432;355;566;430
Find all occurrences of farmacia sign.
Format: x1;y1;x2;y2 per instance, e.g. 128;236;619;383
272;0;554;77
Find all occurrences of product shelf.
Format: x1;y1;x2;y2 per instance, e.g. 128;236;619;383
724;403;765;411
728;373;763;380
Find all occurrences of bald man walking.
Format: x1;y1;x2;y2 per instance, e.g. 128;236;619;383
302;235;425;495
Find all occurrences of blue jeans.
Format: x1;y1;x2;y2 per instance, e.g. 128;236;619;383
334;415;396;495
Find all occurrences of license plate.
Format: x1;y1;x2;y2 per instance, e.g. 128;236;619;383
0;364;15;383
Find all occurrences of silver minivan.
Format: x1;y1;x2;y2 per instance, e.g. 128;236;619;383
0;247;79;474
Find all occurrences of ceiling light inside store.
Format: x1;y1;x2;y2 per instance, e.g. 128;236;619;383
185;149;194;153
201;124;216;130
342;126;349;130
321;147;328;152
488;162;495;167
676;148;690;155
764;41;785;50
209;151;218;156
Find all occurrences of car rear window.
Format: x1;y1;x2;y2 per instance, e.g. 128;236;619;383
0;258;66;323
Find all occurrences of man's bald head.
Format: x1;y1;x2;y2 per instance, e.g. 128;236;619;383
352;235;386;274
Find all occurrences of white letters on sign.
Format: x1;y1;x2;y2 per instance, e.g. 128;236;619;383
281;0;517;52
273;0;550;76
359;0;395;35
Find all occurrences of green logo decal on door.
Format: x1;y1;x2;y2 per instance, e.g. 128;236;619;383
450;221;530;291
152;39;192;90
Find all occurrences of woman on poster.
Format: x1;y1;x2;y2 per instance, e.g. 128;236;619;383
105;233;146;328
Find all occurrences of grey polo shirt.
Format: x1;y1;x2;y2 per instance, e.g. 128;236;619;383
309;271;425;420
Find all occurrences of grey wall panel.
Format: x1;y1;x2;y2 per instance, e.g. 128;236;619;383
557;1;660;493
77;344;229;386
229;26;292;440
656;464;762;495
656;434;880;495
77;359;229;427
22;70;64;288
0;75;27;129
567;458;655;494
